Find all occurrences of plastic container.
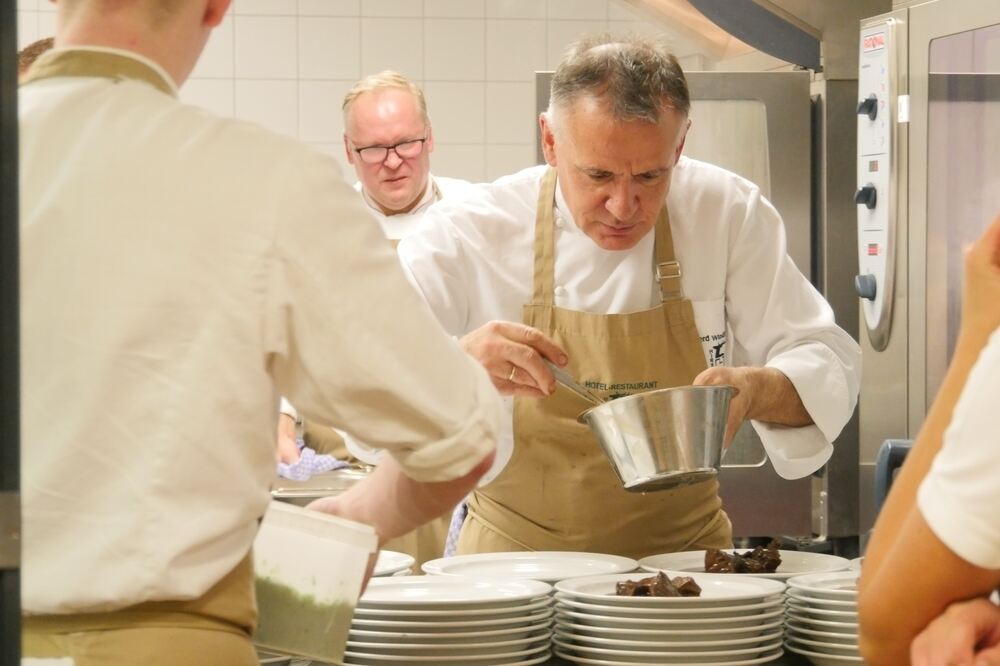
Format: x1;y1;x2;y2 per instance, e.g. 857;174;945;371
253;500;377;663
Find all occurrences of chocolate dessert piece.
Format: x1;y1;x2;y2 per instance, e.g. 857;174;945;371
615;571;702;597
704;539;782;574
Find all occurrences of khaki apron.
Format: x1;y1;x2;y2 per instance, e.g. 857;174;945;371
22;50;257;665
301;175;449;568
457;168;732;559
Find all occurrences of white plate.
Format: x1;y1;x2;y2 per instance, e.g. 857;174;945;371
346;633;548;654
786;589;857;609
555;617;783;641
374;550;416;577
638;549;849;580
554;626;783;650
351;607;554;631
785;571;859;599
553;635;783;660
344;653;551;666
553;647;783;665
422;551;638;583
349;624;548;643
355;596;551;618
784;634;860;654
555;572;786;606
848;556;863;572
555;606;784;629
784;641;864;664
555;593;783;617
359;576;552;609
343;641;549;663
785;615;859;632
786;600;859;620
784;620;858;641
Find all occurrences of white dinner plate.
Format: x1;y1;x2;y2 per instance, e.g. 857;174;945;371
638;549;849;580
848;556;863;572
554;626;783;650
349;624;548;643
784;620;858;641
555;572;786;606
555;606;784;629
342;641;549;663
784;634;860;654
354;596;551;618
422;551;638;583
784;641;864;664
358;576;552;609
346;633;548;654
785;589;857;609
555;617;783;641
344;652;551;666
785;615;859;633
786;600;859;620
785;571;859;599
350;607;553;631
552;647;784;666
373;550;416;577
555;592;783;616
553;635;783;660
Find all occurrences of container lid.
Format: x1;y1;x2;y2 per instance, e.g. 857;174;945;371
261;500;377;553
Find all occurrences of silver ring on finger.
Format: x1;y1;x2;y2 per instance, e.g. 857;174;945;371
507;366;517;382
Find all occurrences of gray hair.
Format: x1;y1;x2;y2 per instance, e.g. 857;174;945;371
547;34;690;128
343;70;429;127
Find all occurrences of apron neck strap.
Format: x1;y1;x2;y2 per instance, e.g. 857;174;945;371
531;168;560;305
653;202;683;302
22;48;176;97
531;168;684;305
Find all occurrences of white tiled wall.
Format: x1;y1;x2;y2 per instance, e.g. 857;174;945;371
16;0;725;182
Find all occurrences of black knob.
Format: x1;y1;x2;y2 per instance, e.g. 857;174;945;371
857;94;878;121
855;274;877;301
855;184;877;209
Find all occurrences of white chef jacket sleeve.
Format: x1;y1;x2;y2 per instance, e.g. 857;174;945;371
278;396;297;420
725;189;862;479
262;147;500;483
917;328;1000;570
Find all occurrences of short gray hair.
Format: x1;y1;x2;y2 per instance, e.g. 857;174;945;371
343;70;429;126
548;34;690;126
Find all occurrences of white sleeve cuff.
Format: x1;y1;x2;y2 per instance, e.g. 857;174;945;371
278;397;298;419
751;420;832;479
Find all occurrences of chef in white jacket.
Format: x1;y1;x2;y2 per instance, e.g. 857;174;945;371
390;34;862;558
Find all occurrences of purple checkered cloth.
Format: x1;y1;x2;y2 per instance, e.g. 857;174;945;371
276;439;351;481
444;500;468;557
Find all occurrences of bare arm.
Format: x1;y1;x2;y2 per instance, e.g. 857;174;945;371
858;215;1000;666
306;451;495;546
693;365;811;447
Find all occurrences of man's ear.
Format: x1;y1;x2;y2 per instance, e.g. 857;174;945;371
425;125;434;154
203;0;231;28
343;134;355;165
673;117;691;166
539;113;557;167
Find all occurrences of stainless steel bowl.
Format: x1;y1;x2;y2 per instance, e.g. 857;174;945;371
270;467;369;506
578;385;734;492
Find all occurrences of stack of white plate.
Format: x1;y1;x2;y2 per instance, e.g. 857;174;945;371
784;571;862;665
552;572;786;665
343;576;554;665
372;550;414;577
638;549;850;582
422;551;638;584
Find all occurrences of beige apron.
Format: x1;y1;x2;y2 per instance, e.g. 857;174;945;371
21;50;257;665
457;168;732;559
301;175;449;567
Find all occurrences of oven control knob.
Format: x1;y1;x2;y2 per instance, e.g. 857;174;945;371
855;184;877;209
855;274;877;301
857;94;878;120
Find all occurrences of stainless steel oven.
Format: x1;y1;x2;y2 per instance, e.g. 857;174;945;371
856;0;1000;531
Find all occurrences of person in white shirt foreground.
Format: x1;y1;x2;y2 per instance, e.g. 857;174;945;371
277;70;474;463
859;214;1000;666
375;33;864;558
19;1;499;663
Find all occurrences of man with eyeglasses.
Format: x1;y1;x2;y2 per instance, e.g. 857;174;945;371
388;34;862;558
342;70;475;241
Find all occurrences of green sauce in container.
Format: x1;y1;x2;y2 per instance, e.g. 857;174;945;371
254;576;355;662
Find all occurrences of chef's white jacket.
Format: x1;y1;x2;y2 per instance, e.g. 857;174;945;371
396;160;862;483
19;48;500;614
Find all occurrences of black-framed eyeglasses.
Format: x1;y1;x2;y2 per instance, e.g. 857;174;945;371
351;137;427;165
